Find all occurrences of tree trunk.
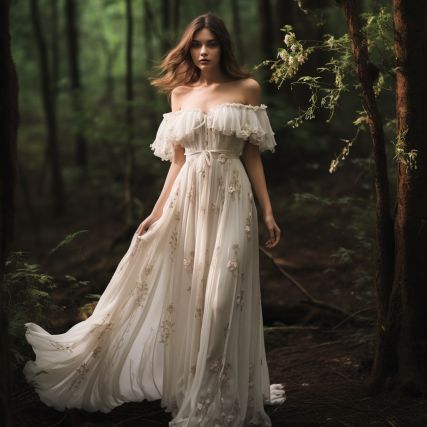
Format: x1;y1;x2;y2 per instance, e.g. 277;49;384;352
31;0;66;216
125;0;135;224
172;0;180;33
231;0;244;63
258;0;275;94
143;0;153;68
0;0;18;425
65;0;87;173
335;0;396;390
50;0;60;97
375;0;427;394
161;0;171;53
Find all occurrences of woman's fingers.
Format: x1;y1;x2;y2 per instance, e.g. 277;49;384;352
136;221;148;236
265;223;281;248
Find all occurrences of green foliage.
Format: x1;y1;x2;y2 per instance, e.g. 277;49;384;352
3;251;62;368
3;232;92;370
49;230;88;256
259;4;396;173
393;127;418;172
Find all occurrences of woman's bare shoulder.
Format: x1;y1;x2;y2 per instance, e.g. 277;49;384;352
171;86;192;111
237;78;261;105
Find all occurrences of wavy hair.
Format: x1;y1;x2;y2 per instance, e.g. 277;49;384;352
150;12;251;93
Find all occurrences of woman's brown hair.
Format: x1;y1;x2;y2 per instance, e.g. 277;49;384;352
150;12;251;93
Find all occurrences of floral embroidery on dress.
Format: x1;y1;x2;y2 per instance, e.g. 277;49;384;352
186;184;195;202
245;210;252;240
144;263;154;275
183;250;195;271
168;187;180;209
159;303;175;344
227;260;238;271
92;346;102;358
248;363;255;399
49;340;73;352
227;243;240;276
134;280;149;307
169;228;178;259
228;170;241;199
68;362;89;392
236;289;245;311
217;153;227;164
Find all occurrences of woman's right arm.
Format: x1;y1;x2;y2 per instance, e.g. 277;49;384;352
136;88;185;236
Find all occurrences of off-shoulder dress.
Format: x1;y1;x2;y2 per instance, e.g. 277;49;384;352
24;103;283;427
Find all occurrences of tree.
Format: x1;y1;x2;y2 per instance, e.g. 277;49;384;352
65;0;88;173
161;0;171;53
231;0;244;63
257;0;276;94
335;0;395;391
125;0;135;225
266;0;427;395
370;0;427;394
31;0;65;215
0;0;18;424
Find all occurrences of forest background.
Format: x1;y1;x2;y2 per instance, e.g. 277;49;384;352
1;0;427;425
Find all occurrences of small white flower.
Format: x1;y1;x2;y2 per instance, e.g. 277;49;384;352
217;153;227;163
279;49;289;61
290;44;297;53
227;260;238;271
284;34;291;46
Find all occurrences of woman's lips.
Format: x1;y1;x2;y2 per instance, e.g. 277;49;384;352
200;59;210;64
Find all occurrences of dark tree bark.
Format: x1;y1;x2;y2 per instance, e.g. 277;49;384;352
370;0;427;394
161;0;171;53
335;0;396;390
231;0;244;63
31;0;66;215
143;0;154;67
258;0;275;60
258;0;276;94
125;0;135;224
0;1;18;425
50;0;60;96
65;0;87;172
172;0;180;32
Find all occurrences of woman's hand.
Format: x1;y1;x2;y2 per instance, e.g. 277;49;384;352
136;212;162;237
263;213;281;248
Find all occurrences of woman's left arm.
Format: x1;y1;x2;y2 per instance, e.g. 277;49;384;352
241;143;281;248
241;79;281;248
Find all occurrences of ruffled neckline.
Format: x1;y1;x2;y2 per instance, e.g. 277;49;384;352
163;102;268;117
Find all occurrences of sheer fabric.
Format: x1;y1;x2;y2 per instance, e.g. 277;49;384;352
24;103;284;426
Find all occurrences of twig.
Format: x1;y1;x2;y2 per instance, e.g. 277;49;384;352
331;306;375;329
259;246;353;319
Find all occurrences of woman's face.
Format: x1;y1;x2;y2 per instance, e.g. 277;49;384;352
190;28;221;70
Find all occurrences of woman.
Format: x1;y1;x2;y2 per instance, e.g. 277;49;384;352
24;12;285;427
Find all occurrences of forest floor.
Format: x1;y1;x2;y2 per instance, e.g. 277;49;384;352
11;152;427;426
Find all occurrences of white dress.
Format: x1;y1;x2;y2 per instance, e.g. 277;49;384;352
24;103;285;426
